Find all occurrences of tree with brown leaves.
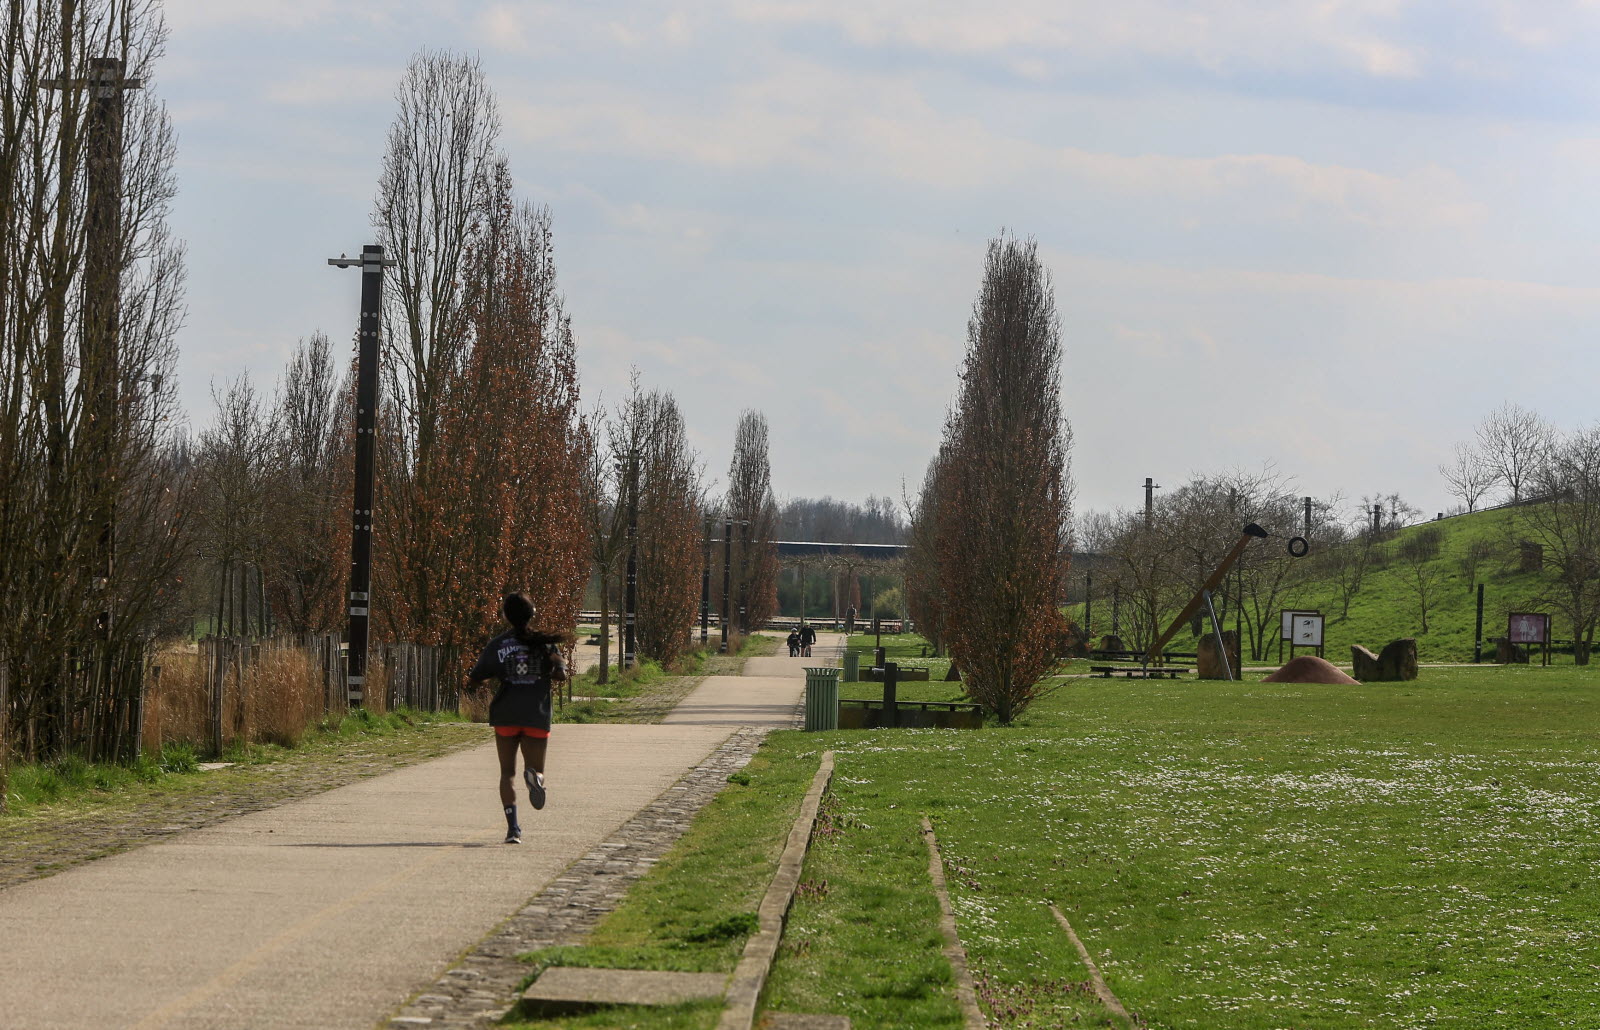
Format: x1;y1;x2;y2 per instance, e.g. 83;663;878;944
933;235;1072;724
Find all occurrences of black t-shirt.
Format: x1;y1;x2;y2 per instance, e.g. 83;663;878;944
469;630;560;729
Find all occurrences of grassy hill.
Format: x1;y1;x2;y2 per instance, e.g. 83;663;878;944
1082;504;1580;665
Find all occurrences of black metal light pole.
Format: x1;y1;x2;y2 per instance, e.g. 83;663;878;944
737;520;750;634
328;245;395;706
1083;571;1093;636
1474;583;1485;663
720;518;733;653
623;450;639;670
45;58;142;639
700;514;712;645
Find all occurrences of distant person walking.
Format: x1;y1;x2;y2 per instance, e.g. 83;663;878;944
798;622;817;658
467;593;569;844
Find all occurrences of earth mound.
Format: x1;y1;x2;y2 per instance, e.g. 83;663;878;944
1262;655;1359;684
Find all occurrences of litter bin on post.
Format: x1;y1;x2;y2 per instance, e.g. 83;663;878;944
841;650;860;683
803;667;840;731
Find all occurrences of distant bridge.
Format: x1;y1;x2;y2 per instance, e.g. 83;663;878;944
775;541;906;560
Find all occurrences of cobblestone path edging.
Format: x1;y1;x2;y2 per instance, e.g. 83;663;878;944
387;708;803;1027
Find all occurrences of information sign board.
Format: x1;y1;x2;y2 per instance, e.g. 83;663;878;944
1291;613;1324;647
1507;613;1550;645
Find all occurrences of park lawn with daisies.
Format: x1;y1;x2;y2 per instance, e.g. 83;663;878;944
764;663;1600;1028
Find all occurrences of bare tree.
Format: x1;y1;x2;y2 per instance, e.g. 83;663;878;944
264;333;348;635
615;385;703;666
1521;427;1600;664
1476;402;1553;505
1;0;188;766
1439;442;1499;513
1456;537;1498;592
1397;525;1445;634
935;235;1072;723
374;48;499;460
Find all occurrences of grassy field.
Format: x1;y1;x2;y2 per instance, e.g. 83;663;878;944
513;661;1600;1028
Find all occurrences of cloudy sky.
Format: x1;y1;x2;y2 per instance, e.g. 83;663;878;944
157;1;1600;524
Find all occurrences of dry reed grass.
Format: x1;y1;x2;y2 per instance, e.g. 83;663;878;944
145;642;335;752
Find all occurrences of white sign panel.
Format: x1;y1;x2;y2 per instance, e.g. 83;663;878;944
1292;614;1324;647
1281;610;1318;641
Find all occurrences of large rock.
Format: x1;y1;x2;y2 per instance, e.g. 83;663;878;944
1352;639;1418;681
1196;630;1241;680
1495;638;1529;664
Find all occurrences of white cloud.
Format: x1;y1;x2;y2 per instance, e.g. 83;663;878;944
503;62;1482;231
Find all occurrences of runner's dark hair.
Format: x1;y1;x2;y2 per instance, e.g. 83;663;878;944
502;592;573;647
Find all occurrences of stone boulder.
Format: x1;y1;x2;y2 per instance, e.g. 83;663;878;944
1196;630;1241;680
1351;639;1418;682
1495;638;1529;664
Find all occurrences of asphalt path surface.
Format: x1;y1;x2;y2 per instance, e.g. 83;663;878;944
0;634;841;1029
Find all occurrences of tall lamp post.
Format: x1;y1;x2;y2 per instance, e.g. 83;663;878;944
328;245;395;706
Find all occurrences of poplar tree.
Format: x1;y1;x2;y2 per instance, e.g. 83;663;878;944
934;235;1072;723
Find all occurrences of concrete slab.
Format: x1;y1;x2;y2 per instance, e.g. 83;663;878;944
0;722;730;1030
762;1014;853;1029
522;967;726;1010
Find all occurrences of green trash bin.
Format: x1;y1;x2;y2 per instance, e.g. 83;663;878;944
803;667;840;732
841;650;860;683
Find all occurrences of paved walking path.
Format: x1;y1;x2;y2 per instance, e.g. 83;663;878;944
0;635;841;1030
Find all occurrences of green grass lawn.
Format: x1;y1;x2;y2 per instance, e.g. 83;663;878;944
518;662;1600;1028
773;664;1600;1028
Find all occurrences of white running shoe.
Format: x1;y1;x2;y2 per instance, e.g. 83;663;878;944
525;769;546;810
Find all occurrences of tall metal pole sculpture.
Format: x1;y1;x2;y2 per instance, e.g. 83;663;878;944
328;246;395;706
1145;524;1270;678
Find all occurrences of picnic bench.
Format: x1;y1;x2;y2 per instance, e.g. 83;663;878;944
1088;665;1187;679
1085;648;1196;680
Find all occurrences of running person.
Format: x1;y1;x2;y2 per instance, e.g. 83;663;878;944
467;593;569;844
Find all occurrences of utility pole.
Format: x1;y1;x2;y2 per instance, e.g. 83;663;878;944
737;520;750;634
1083;571;1092;636
1303;496;1312;538
1143;477;1160;526
1372;504;1383;535
327;245;395;706
720;517;733;653
700;515;712;645
45;58;142;639
623;450;639;670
